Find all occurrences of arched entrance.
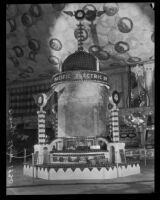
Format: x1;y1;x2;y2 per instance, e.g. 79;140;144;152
49;138;64;151
96;137;109;151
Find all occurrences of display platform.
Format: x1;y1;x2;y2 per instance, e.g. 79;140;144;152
23;162;140;180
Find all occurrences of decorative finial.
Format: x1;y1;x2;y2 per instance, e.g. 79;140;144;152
63;6;105;52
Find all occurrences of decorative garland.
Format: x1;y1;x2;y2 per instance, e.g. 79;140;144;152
36;163;117;170
50;149;107;153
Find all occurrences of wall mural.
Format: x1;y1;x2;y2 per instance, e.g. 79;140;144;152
6;3;154;82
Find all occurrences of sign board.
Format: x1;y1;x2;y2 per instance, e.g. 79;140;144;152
51;70;110;88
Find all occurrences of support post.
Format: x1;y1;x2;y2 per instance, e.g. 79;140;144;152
37;109;46;145
128;65;132;108
116;151;119;177
110;105;120;143
55;114;58;138
144;147;147;166
24;148;26;164
32;153;34;183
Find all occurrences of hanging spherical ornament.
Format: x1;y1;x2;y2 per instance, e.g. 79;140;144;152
6;18;16;33
19;72;30;79
126;36;139;49
21;13;33;27
149;56;154;60
52;4;65;11
82;4;97;21
97;50;110;60
9;56;20;68
29;4;42;18
103;3;119;16
89;45;101;54
108;28;123;44
28;38;40;51
28;51;37;62
108;103;113;110
114;41;130;53
6;4;17;18
127;57;141;64
75;10;85;20
49;38;62;51
151;32;154;42
13;46;24;57
104;44;115;55
109;63;119;67
6;20;11;34
25;66;34;73
117;17;133;33
74;28;88;41
48;55;60;65
39;73;51;78
82;4;96;13
85;10;97;21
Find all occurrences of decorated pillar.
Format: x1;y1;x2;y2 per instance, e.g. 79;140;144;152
109;113;112;137
33;93;53;163
55;115;58;138
110;105;119;142
109;91;121;142
37;110;46;145
108;91;126;164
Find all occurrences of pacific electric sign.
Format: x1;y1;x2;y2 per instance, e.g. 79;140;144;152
52;70;110;88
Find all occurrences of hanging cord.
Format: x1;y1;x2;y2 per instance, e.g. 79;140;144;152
6;153;32;159
77;22;84;51
6;150;25;156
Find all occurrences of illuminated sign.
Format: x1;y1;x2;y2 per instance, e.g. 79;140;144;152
51;70;110;87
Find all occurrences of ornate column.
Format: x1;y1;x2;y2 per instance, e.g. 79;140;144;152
33;92;53;163
110;105;120;142
93;107;98;136
128;65;132;108
37;109;46;145
108;91;125;164
55;115;58;138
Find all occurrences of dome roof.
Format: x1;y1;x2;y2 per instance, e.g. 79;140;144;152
62;51;97;72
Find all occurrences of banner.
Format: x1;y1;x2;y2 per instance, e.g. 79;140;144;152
51;70;110;87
